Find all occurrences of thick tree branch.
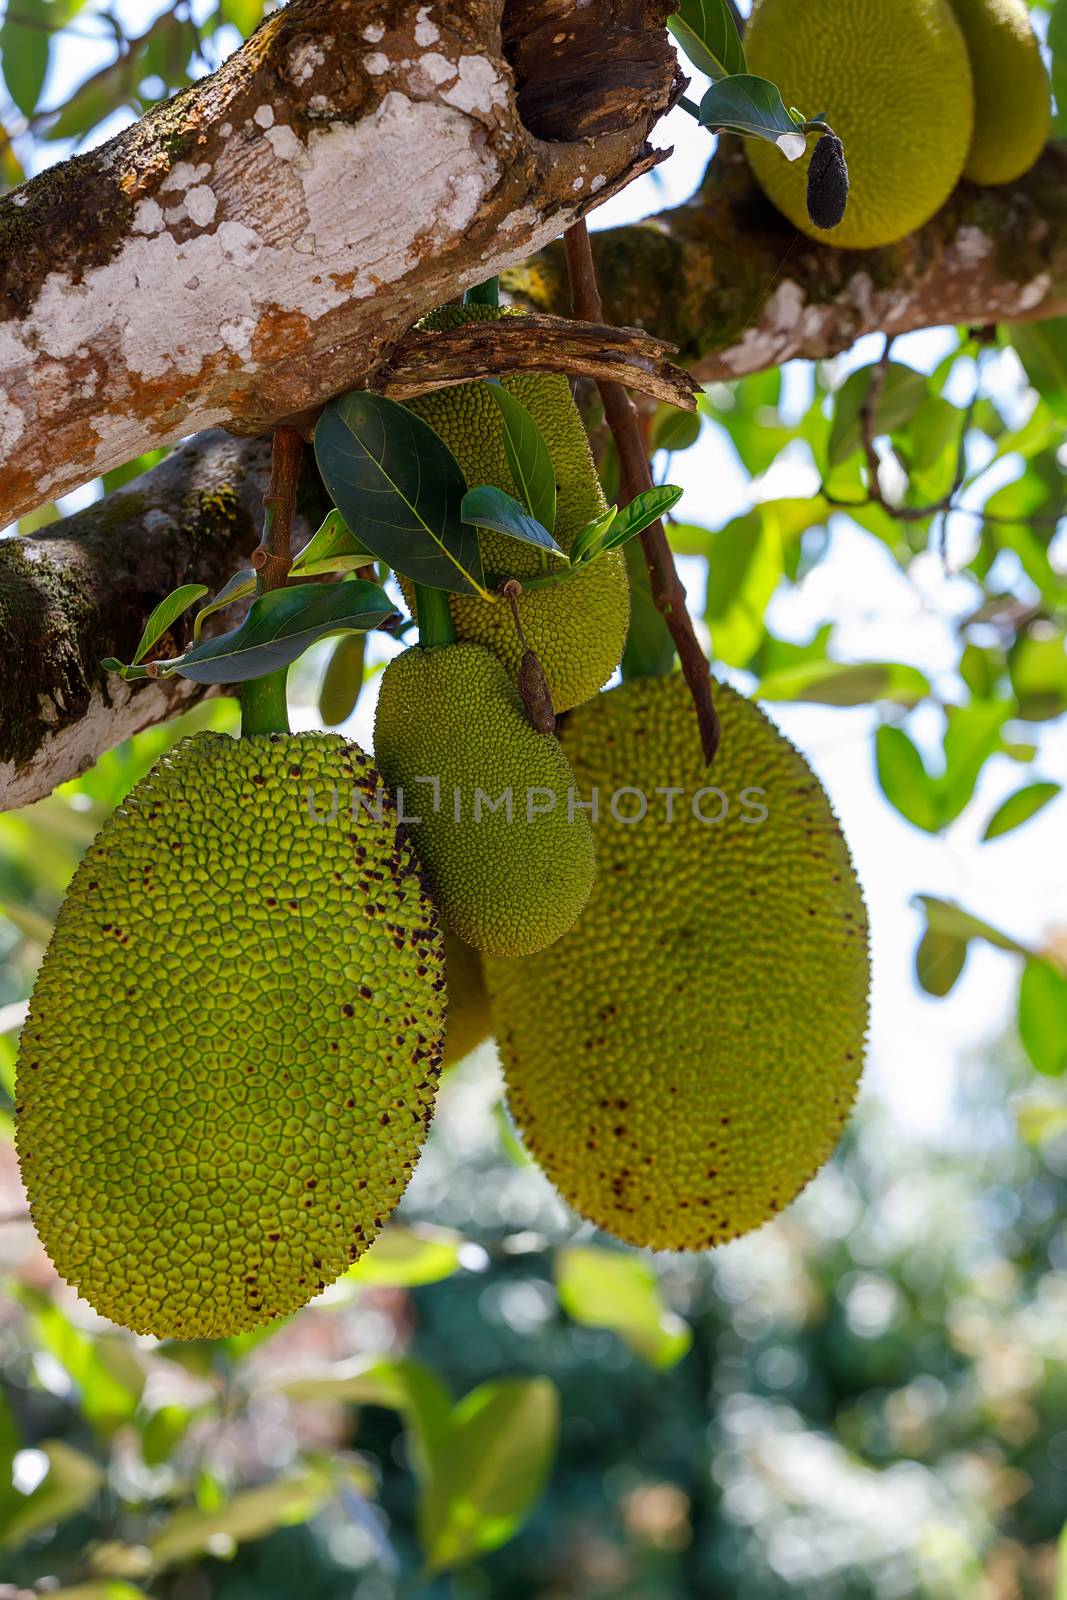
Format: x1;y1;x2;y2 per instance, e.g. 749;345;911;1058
0;0;677;526
513;142;1067;380
0;434;327;810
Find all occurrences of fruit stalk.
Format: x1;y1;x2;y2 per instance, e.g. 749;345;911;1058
241;426;304;736
413;583;457;648
563;220;720;765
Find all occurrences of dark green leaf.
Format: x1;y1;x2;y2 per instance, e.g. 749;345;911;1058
981;781;1061;841
915;895;1031;956
1;0;50;119
1009;320;1067;420
1018;958;1067;1077
290;508;374;577
698;74;806;158
875;725;940;832
460;486;565;558
171;580;396;684
915;927;968;998
567;507;618;565
419;1378;559;1574
652;404;702;454
602;486;683;550
556;1247;692;1370
132;584;207;666
667;0;746;81
828;363;929;468
315;391;488;597
318;631;365;727
148;1468;333;1569
192;567;256;642
0;1441;103;1549
621;538;675;680
760;660;931;707
485;383;557;532
935;699;1010;825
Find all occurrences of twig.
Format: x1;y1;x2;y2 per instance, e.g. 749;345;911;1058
563;220;719;765
250;427;303;593
857;336;893;509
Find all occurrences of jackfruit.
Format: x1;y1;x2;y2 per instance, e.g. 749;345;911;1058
484;676;869;1251
946;0;1050;184
745;0;974;248
373;642;595;957
401;304;629;713
16;732;445;1339
441;929;492;1068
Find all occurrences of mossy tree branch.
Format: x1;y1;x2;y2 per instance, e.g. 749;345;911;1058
0;433;327;810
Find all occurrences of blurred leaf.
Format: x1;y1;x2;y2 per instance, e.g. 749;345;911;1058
621;536;675;680
348;1224;466;1288
0;1389;19;1481
100;447;169;494
318;631;365;726
898;395;963;505
0;897;54;945
281;1358;452;1481
556;1246;692;1370
461;486;564;558
132;583;207;666
191;566;256;642
668;0;746;81
1018;958;1067;1077
652;403;702;454
701;500;823;668
915;927;968;998
21;1288;144;1435
1;0;50;119
915;895;1031;957
1052;0;1067;137
50;1585;151;1600
828;363;929;468
699;74;806;159
149;1467;333;1568
936;699;1009;825
875;726;939;832
1009;627;1067;722
1009;320;1067;420
139;1403;200;1468
419;1377;559;1574
486;383;557;533
981;781;1061;841
219;0;267;32
315;391;488;597
760;659;930;708
0;1440;103;1549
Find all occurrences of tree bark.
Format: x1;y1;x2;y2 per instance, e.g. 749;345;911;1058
0;0;678;527
0;433;327;810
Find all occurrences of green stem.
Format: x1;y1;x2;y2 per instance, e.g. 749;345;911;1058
413;584;456;648
241;667;290;735
464;275;499;307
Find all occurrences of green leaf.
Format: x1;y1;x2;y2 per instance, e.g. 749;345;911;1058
220;0;267;33
567;506;619;565
698;74;807;159
315;391;488;597
915;895;1031;957
667;0;746;81
280;1358;451;1482
652;403;702;454
759;660;930;708
982;780;1062;841
348;1224;466;1288
460;486;565;559
1057;1513;1067;1599
705;508;783;668
49;1585;151;1600
20;1287;144;1436
556;1246;692;1370
1;0;50;119
485;383;557;533
936;699;1009;825
621;537;675;680
419;1378;559;1574
1051;0;1067;139
828;363;929;468
149;1468;333;1569
0;1440;103;1549
289;508;374;578
131;583;208;666
318;631;365;726
191;567;256;642
1009;320;1067;420
603;486;683;550
1018;958;1067;1077
875;725;940;832
168;580;396;685
915;927;968;998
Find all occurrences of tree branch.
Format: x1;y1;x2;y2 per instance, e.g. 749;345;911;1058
0;433;327;810
0;0;678;526
512;142;1067;382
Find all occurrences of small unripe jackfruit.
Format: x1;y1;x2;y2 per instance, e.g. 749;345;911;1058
745;0;974;248
402;305;629;713
485;676;869;1250
442;929;492;1068
946;0;1050;185
16;733;445;1339
374;642;595;957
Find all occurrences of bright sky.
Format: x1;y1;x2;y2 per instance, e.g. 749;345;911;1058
12;5;1067;1136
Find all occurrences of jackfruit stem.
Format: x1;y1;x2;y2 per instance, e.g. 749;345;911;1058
464;275;500;307
241;669;291;736
413;583;456;649
240;426;303;737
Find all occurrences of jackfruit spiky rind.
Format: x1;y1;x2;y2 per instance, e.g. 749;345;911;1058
373;643;595;957
745;0;974;249
947;0;1050;185
16;732;446;1340
402;304;629;714
484;676;870;1251
441;929;492;1068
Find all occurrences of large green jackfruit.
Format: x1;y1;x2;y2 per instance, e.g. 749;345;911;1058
402;304;629;713
485;676;869;1250
946;0;1050;184
16;732;445;1339
374;642;595;957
